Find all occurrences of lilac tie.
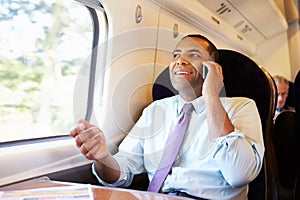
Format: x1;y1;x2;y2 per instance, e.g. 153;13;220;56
147;103;194;192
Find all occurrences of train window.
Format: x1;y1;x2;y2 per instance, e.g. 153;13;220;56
0;0;95;142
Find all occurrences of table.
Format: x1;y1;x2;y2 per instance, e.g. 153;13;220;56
1;178;192;199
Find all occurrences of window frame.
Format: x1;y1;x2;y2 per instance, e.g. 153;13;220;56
0;3;100;146
0;1;107;187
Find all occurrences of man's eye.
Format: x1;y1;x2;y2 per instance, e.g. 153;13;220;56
190;53;201;58
173;54;180;58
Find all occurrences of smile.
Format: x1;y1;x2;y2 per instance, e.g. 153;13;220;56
175;71;192;75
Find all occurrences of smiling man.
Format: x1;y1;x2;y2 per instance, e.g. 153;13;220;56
170;35;216;101
70;34;264;200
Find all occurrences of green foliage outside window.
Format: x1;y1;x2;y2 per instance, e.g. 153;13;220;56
0;0;93;142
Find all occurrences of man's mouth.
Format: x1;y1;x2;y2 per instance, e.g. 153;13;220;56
175;71;192;75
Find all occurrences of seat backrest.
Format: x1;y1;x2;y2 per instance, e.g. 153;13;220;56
218;50;276;200
262;73;300;199
271;107;300;200
285;81;295;108
152;49;277;200
273;111;298;189
293;70;300;199
294;70;300;113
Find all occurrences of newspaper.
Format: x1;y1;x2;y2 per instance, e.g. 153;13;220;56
0;184;93;200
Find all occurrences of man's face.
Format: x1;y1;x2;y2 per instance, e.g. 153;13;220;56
276;83;289;109
169;37;211;97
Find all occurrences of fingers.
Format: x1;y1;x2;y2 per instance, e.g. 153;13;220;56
75;125;107;160
70;120;108;161
69;119;94;137
201;61;224;98
74;126;97;146
78;119;95;129
81;130;108;161
77;130;98;156
216;63;223;80
203;61;223;80
84;133;104;160
202;61;222;74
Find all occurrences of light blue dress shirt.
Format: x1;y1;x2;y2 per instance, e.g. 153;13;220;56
92;95;265;200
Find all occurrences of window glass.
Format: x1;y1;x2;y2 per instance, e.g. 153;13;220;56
0;0;93;142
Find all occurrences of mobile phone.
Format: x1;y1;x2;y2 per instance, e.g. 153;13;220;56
202;65;208;79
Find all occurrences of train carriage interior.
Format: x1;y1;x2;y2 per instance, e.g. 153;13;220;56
0;0;300;199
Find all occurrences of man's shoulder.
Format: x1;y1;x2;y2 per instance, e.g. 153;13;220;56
220;96;255;104
282;105;295;112
220;96;257;111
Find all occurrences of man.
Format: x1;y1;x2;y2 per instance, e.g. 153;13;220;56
273;75;295;121
70;34;264;199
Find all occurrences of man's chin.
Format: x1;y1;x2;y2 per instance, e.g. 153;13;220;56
173;83;193;91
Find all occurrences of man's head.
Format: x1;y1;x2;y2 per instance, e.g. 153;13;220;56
169;34;219;100
273;75;289;110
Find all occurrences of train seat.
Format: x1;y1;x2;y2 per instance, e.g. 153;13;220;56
294;70;300;113
262;70;300;200
272;110;299;199
152;49;277;200
292;70;300;199
285;81;295;109
269;69;300;200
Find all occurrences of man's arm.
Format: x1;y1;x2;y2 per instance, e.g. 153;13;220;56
212;99;264;187
202;61;234;139
201;62;264;187
70;119;121;183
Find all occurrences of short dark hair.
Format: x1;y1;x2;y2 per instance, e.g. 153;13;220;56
182;34;219;62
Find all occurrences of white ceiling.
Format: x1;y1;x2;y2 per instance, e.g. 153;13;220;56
196;0;288;44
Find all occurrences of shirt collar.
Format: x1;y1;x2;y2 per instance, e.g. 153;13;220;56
177;95;205;114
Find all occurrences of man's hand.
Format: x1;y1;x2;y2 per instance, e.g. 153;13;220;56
201;61;234;138
201;61;224;99
70;119;110;161
70;119;121;183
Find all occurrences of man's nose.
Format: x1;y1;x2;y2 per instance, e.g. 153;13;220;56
176;56;188;65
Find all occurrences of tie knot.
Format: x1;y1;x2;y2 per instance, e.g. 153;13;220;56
182;103;194;114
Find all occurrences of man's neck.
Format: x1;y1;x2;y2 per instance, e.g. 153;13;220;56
179;91;202;102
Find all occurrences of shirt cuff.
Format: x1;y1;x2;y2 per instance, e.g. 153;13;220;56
212;129;245;156
216;128;244;142
91;163;127;187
